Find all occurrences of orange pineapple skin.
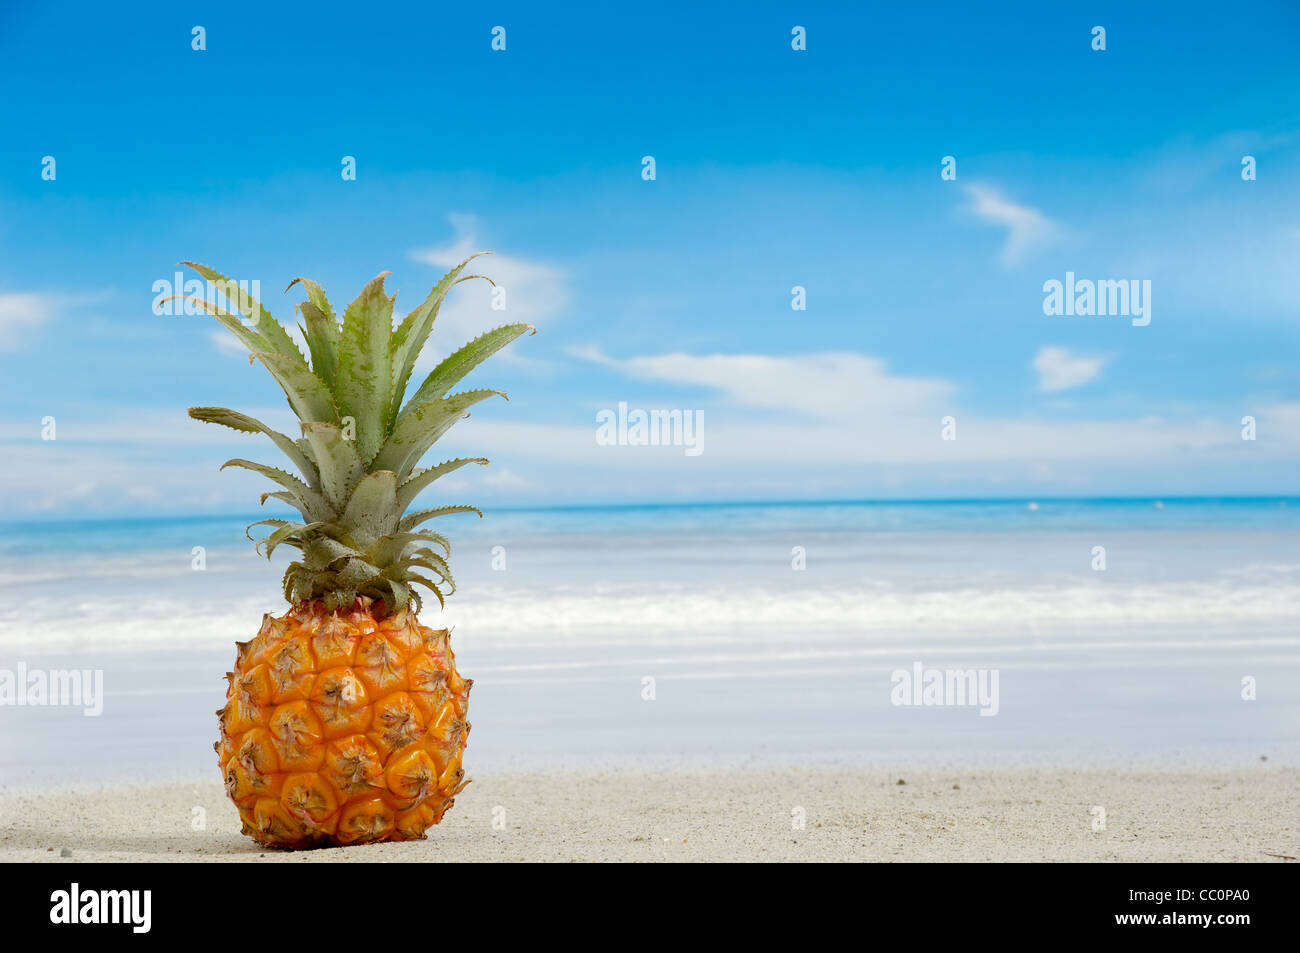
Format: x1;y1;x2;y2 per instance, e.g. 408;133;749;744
216;599;471;848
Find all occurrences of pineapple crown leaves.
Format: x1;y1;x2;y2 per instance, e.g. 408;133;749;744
190;407;316;486
186;256;533;613
388;252;496;427
372;389;508;480
219;459;332;522
285;276;339;386
396;458;488;511
400;505;483;533
182;262;306;365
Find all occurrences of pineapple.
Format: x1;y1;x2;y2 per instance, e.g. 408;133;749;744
184;255;531;848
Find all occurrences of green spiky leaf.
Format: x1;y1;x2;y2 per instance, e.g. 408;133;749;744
188;407;318;487
175;295;272;357
334;273;394;464
259;490;314;520
253;352;339;427
219;459;332;521
396;457;489;511
182;262;306;367
339;471;400;549
258;521;330;558
389;253;492;427
363;530;450;568
405;574;445;609
398;505;483;533
300;422;364;513
246;518;293;546
373;390;505;479
399;553;455;592
297;299;340;386
399;323;533;419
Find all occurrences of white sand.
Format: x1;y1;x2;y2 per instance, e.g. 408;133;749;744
1;764;1295;862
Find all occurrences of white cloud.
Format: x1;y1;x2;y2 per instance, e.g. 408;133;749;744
0;293;60;351
408;215;566;373
5;356;1299;513
439;348;1297;478
0;404;312;515
0;444;234;514
451;399;1240;468
0;405;298;446
574;348;954;420
963;184;1062;266
1;396;1296;515
482;466;530;489
209;330;250;358
1033;346;1108;393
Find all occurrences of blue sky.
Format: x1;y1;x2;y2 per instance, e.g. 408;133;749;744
1;1;1299;516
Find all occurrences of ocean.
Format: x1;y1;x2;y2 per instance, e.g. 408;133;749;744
1;498;1297;784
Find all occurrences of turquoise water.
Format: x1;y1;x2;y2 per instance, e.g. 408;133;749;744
2;496;1296;557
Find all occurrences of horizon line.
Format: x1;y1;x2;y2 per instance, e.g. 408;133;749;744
2;494;1296;529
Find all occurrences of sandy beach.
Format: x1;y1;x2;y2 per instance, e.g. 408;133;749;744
4;504;1297;863
2;764;1295;863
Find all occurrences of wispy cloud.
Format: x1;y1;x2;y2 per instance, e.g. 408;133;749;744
482;466;530;490
5;383;1299;512
525;345;1285;476
1033;346;1108;393
1138;127;1299;192
409;215;566;370
0;405;296;446
0;292;63;351
963;184;1062;266
573;347;954;419
209;330;251;359
532;346;1295;470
